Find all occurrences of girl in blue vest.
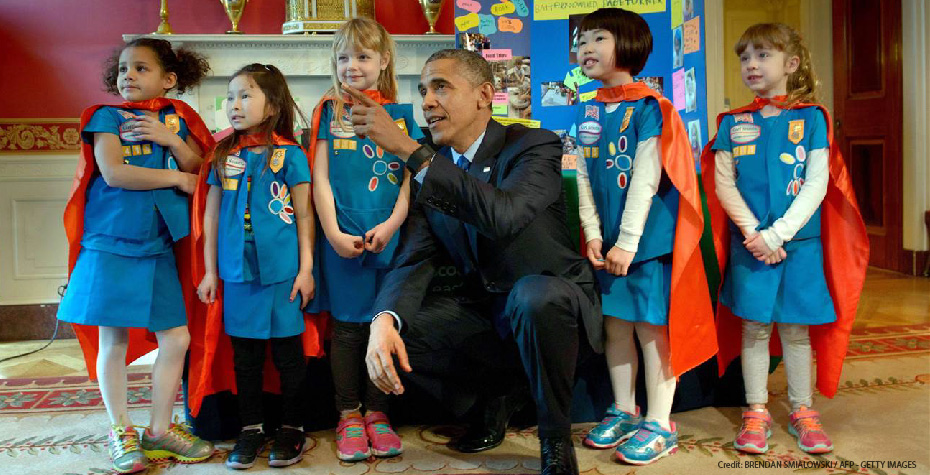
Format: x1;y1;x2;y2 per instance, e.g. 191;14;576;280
57;38;215;473
711;23;835;455
309;17;423;462
573;8;689;465
197;64;315;469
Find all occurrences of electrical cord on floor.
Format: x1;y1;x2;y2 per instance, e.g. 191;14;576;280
0;285;65;364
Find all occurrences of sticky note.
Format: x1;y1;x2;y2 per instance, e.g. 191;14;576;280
483;49;513;61
491;1;515;15
493;103;508;115
493;92;509;104
498;16;523;33
672;69;686;110
580;90;597;102
564;66;593;91
455;0;481;14
511;0;529;17
683;17;701;53
479;14;497;35
455;12;480;31
671;0;683;28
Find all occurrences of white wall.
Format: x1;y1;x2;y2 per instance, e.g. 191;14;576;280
902;0;930;253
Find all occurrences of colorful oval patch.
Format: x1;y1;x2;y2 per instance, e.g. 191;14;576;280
387;173;399;185
605;158;614;169
730;123;761;144
368;177;378;191
615;154;633;171
779;153;796;165
617;172;628;189
796;145;806;162
608;141;616;156
363;144;375;159
388;162;401;171
577;121;602;145
377;147;384;159
618;136;628;153
372;161;387;175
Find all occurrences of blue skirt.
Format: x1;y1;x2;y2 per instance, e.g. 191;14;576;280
224;279;304;339
57;248;186;332
598;254;671;325
317;236;384;323
721;236;837;325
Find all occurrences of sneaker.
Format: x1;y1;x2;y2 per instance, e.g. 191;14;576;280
336;412;371;462
584;404;642;449
789;409;833;453
140;420;215;463
226;429;266;470
616;421;678;465
734;410;773;454
365;411;403;457
269;427;305;467
108;425;148;474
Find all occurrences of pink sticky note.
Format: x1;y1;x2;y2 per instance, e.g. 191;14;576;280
672;69;686;110
482;49;513;61
456;0;482;14
493;92;509;104
683;17;701;54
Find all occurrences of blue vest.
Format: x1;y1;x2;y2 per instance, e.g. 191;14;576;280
82;106;191;244
320;102;424;269
574;99;679;263
213;144;310;285
716;106;828;240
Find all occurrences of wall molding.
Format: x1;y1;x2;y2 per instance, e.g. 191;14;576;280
0;119;81;154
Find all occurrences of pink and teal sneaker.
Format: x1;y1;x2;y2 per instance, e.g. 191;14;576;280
336;412;371;462
616;421;678;465
583;404;642;449
365;411;403;457
789;409;833;454
734;410;772;454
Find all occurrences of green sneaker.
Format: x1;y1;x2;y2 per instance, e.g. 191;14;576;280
108;425;148;474
140;420;215;463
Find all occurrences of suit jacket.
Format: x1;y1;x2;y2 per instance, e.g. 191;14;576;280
373;118;604;353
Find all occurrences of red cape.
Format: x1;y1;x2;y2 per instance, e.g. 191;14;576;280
699;97;869;397
593;83;718;377
65;98;216;380
187;133;330;416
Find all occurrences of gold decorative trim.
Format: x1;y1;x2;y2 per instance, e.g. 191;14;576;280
0;119;81;153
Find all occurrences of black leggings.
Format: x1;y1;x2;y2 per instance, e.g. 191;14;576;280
330;320;390;413
230;335;306;427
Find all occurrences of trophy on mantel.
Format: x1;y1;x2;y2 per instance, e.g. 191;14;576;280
153;0;174;35
220;0;248;34
283;0;375;34
419;0;447;35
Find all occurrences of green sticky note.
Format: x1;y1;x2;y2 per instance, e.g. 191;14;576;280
492;103;508;115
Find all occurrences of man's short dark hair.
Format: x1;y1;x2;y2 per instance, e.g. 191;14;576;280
425;49;494;87
578;8;653;76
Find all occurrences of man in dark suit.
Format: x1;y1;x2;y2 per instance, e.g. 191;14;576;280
344;49;602;475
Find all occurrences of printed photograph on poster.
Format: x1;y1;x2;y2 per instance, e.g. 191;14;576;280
541;81;577;107
684;0;696;22
460;32;492;53
567;13;587;64
490;57;532;119
685;67;696;112
672;26;684;69
635;76;664;96
554;129;578;155
687;119;702;161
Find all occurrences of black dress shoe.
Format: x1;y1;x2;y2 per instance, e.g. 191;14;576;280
449;392;528;453
540;436;579;475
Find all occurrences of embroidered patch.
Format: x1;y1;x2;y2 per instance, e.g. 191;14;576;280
617;172;628;189
122;146;132;156
222;177;239;191
270;149;286;173
164;114;180;134
585;105;599;120
368;176;379;191
779;153;796;165
376;147;384;159
119;120;141;142
142;144;152;155
615;154;633;171
733;144;756;157
333;139;357;150
618;107;635;133
788;119;804;144
166;153;178;170
372;161;387;175
394;118;408;135
617;136;628;153
577;120;602;145
131;145;142;156
225;156;246;177
796;145;806;162
734;113;753;123
117;110;135;120
387;173;399;185
329;120;355;139
730;123;761;144
362;144;375;159
267;181;294;224
608;141;617;156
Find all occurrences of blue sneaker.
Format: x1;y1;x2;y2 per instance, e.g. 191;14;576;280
616;421;678;465
583;405;642;449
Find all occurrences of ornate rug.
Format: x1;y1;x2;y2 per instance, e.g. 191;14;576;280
1;325;927;475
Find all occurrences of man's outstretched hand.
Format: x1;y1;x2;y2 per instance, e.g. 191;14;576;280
342;83;420;159
365;312;413;395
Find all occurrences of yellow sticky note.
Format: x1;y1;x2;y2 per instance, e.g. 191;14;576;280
580;90;597;102
671;0;683;28
455;13;480;31
491;2;516;15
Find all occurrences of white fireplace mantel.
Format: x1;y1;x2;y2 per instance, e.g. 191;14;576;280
123;34;455;131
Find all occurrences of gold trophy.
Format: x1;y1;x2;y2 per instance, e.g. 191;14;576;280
419;0;446;35
220;0;248;34
153;0;174;35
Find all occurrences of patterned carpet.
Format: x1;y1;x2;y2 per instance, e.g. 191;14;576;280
1;324;927;475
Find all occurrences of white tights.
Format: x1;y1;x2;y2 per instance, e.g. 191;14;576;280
604;318;676;429
741;320;813;410
97;326;190;435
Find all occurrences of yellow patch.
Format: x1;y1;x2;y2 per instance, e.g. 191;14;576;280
733;144;756;157
394;118;408;136
142;144;152;155
165;114;181;134
123;145;132;156
619;107;635;133
270;149;286;173
779;153;796;165
608;141;617;156
222;177;239;191
334;139;358;151
131;145;141;156
788;120;804;144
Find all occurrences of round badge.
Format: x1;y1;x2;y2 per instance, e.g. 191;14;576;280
615;154;633;171
225;156;246;177
372;161;388;176
730;123;761;144
577;121;602;145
